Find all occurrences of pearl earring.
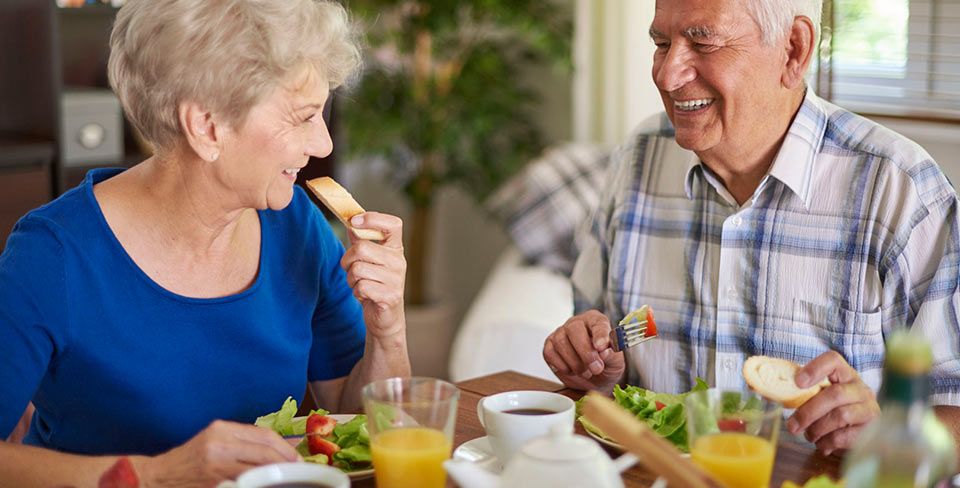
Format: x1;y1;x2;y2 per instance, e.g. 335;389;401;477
210;152;219;162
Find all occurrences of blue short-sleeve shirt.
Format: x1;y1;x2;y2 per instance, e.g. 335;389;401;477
0;168;366;455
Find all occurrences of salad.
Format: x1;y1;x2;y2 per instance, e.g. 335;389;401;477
255;397;372;472
782;475;844;488
576;378;708;453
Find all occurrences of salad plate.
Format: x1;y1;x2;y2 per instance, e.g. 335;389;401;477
582;426;625;451
289;414;374;480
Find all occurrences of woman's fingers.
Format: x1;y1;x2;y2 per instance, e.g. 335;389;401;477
352;280;403;309
349;212;403;249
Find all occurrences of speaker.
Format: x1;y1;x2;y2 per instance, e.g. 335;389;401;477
60;89;124;167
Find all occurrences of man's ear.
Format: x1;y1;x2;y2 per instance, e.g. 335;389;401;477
782;16;816;89
178;101;221;162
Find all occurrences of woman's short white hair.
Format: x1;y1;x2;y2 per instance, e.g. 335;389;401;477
746;0;823;45
108;0;361;153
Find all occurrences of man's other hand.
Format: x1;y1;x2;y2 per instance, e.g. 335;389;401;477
787;350;881;456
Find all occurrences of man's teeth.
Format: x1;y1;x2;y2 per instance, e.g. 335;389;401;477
674;99;714;111
283;168;300;175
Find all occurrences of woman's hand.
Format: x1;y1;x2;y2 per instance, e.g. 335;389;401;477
543;310;626;393
341;212;406;339
786;350;881;456
139;420;298;487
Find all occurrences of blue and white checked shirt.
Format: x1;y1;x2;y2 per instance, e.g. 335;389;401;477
571;90;960;405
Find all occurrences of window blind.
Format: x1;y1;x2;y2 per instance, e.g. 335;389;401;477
814;0;960;121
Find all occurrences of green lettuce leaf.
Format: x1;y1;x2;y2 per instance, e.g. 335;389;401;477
256;400;369;472
578;378;709;452
254;396;329;437
333;444;373;471
332;415;369;449
302;452;329;464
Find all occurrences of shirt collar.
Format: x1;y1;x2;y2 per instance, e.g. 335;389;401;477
682;87;828;209
766;87;827;210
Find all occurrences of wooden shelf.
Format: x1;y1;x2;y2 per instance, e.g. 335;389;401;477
57;4;119;16
0;137;55;170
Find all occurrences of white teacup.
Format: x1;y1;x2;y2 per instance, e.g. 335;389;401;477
477;390;576;465
218;462;350;488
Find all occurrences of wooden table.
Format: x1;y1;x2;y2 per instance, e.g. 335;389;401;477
354;371;843;487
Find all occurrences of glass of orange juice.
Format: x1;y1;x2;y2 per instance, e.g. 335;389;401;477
362;377;459;488
684;388;782;488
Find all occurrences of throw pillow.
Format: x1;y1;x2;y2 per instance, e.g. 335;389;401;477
486;142;610;275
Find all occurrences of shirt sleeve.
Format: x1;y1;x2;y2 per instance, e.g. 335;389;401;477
883;194;960;405
0;216;68;437
570;138;639;316
306;209;366;382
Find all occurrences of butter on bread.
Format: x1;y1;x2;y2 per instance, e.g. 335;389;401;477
743;356;831;408
305;177;385;241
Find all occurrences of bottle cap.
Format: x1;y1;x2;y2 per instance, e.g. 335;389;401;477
886;330;933;375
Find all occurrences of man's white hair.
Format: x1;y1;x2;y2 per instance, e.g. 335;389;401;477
746;0;823;45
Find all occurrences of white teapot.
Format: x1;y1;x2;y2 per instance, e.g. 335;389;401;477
444;424;636;488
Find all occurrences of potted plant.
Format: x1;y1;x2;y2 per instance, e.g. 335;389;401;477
341;0;571;306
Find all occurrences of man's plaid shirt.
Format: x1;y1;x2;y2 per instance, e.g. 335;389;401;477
572;90;960;404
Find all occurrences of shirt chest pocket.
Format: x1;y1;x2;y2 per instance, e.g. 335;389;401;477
764;299;885;372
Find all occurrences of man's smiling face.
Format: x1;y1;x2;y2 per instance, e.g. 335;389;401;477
650;0;791;159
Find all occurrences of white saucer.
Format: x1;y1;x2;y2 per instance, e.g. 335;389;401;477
452;436;503;473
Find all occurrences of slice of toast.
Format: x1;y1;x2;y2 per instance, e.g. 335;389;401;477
305;177;385;241
743;356;831;408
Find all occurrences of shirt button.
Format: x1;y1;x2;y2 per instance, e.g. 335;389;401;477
723;359;735;370
726;287;738;299
732;216;743;227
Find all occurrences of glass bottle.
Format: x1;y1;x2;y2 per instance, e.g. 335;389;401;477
843;331;957;488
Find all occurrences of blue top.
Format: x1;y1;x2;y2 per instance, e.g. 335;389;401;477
0;168;366;455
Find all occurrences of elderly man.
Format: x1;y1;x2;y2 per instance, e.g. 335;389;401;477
543;0;960;455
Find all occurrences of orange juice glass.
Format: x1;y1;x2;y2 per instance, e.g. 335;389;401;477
363;377;459;488
684;388;782;488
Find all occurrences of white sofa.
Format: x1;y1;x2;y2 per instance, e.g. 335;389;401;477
448;244;573;382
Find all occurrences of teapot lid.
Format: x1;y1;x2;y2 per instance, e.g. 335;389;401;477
519;423;606;463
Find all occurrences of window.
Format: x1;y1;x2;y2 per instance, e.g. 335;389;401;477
815;0;960;120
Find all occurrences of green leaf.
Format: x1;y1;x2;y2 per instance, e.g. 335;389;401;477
580;378;710;453
255;397;330;437
301;452;329;465
255;396;301;436
720;391;743;415
333;444;373;470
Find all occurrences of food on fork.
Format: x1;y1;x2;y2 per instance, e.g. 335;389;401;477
743;356;831;408
305;177;385;241
610;304;658;352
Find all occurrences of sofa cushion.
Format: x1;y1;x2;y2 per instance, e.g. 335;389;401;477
485;143;610;275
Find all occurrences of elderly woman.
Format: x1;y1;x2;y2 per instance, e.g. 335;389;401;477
0;0;410;485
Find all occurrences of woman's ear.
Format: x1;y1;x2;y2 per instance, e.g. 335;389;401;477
178;101;221;162
782;16;816;89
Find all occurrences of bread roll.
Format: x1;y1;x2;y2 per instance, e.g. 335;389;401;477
305;177;385;241
743;356;831;408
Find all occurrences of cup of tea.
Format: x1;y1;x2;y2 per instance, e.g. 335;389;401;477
223;462;349;488
477;390;575;465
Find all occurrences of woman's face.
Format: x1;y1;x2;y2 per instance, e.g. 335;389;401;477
217;69;332;211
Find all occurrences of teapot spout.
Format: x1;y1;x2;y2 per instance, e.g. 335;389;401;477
444;459;499;488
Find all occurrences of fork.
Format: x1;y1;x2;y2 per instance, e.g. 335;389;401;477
609;312;658;352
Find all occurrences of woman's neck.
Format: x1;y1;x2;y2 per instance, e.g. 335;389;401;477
124;155;253;258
